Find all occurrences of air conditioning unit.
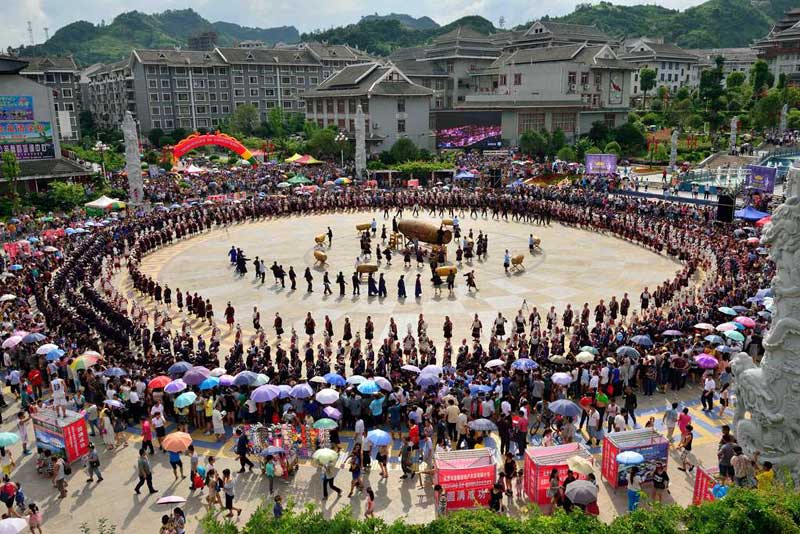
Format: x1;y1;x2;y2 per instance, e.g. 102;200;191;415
583;84;590;90
372;122;380;129
569;83;576;91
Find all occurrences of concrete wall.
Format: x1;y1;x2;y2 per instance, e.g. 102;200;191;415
368;95;432;153
0;75;61;159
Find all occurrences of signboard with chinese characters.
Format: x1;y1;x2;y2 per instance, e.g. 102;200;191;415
0;96;34;121
585;153;618;175
437;464;496;509
0;120;55;160
746;165;777;193
609;72;623;105
32;408;90;464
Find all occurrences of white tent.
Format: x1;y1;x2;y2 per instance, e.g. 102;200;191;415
84;195;122;209
184;164;204;174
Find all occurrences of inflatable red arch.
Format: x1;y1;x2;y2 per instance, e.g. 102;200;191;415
171;131;257;164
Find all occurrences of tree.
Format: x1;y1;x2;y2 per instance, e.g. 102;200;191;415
389;138;419;163
787;109;800;130
587;121;611;146
171;128;188;142
726;71;745;90
519;131;547;159
614;123;646;154
231;104;259;136
78;110;97;139
778;72;787;90
48;181;86;211
556;145;576;162
268;107;286;138
751;90;783;129
750;60;774;96
1;151;20;212
548;129;566;157
306;128;338;159
604;141;622;155
639;68;657;109
147;128;164;148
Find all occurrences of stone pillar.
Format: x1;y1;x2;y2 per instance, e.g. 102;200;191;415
355;104;367;180
780;104;788;136
732;165;800;483
122;111;144;207
729;116;738;155
669;129;678;172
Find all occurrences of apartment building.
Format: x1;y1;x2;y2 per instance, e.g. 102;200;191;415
86;60;134;131
20;56;82;141
753;7;800;83
621;38;700;98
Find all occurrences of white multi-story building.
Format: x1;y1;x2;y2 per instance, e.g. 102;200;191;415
621;38;700;98
753;8;800;83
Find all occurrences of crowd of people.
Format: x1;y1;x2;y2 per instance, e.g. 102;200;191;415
0;160;778;528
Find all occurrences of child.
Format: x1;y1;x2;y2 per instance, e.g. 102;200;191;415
273;494;283;518
17;412;31;456
364;486;375;518
265;454;275;494
14;482;24;513
434;484;447;517
515;469;524;500
26;503;42;534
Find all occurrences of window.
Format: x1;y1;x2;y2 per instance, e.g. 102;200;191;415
660;73;665;81
221;105;230;113
62;88;73;98
161;79;170;88
397;119;406;133
175;67;187;75
46;74;56;83
163;106;172;115
434;97;444;109
580;72;588;86
148;80;158;89
436;79;445;90
149;93;160;102
250;88;259;97
162;93;172;102
499;74;507;86
196;106;208;114
360;98;369;113
193;79;205;89
60;73;71;83
552;112;576;133
297;77;305;85
220;92;229;101
265;76;275;85
326;100;334;113
234;89;245;97
283;100;293;108
151;107;160;116
176;79;188;89
265;88;275;97
164;119;174;129
568;72;577;89
197;118;209;127
517;112;545;134
64;103;74;111
604;113;616;128
337;100;345;113
195;93;207;101
348;99;357;113
217;67;227;76
265;101;275;108
177;106;190;115
177;93;189;101
338;119;345;129
281;77;291;84
208;80;216;88
234;76;244;84
220;80;228;88
152;120;161;128
147;66;158;75
310;77;318;85
209;93;217;101
160;66;169;75
249;76;258;84
514;73;522;86
349;119;355;131
446;61;454;73
251;101;260;108
661;62;665;70
192;67;203;75
397;98;405;112
210;105;218;114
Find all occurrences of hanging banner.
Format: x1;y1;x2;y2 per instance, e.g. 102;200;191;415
438;465;496;509
585;153;618;175
0;96;34;121
746;165;776;193
0;121;55;160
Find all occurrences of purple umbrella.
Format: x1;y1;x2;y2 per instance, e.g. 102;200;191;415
164;379;187;394
695;354;719;369
183;366;211;386
219;374;235;387
277;385;292;399
662;329;683;337
290;383;314;399
250;385;281;403
323;406;341;420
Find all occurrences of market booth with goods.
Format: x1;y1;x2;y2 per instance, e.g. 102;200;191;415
33;408;90;464
601;428;669;488
434;448;497;510
524;442;594;504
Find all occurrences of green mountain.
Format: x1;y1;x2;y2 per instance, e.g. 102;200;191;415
360;13;440;30
14;8;299;65
300;15;496;56
544;0;794;48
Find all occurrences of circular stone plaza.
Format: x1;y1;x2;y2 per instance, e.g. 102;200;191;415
7;202;745;532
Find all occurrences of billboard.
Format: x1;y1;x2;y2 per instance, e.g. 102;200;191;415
585;153;618;175
0;120;55;160
435;111;502;149
0;96;34;121
746;165;776;193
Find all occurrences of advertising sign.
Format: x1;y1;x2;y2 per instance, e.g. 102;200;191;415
32;409;90;463
746;165;777;193
0;96;34;121
585;153;618;175
0;121;55;160
609;73;623;105
438;465;496;509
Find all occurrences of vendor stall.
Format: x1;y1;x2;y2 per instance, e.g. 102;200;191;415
524;443;594;504
33;408;89;464
692;466;721;505
434;448;497;510
601;428;669;488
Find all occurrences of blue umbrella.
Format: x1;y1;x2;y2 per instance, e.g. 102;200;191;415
357;380;380;395
174;391;197;409
616;451;644;464
234;371;259;387
732;306;749;314
416;373;440;388
717;306;737;316
103;367;127;377
199;376;220;391
630;335;653;347
46;348;65;361
21;332;46;344
548;399;583;418
290;383;314;399
323;372;346;387
725;330;745;343
469;384;493;395
366;429;392;446
704;334;724;345
616;346;640;359
260;446;286;457
27;236;39;243
716;345;739;353
511;358;539;371
168;361;193;375
468;418;498;432
9;265;23;271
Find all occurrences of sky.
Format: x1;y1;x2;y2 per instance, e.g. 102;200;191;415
4;0;708;50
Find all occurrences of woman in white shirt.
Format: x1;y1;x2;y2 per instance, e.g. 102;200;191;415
627;466;642;512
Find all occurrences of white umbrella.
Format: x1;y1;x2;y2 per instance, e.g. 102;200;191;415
36;343;59;355
0;294;16;303
315;388;340;404
421;365;442;375
549;355;568;364
209;367;227;377
346;375;366;385
309;376;327;384
575;351;595;363
401;364;421;373
0;518;28;534
485;359;505;368
552;372;573;385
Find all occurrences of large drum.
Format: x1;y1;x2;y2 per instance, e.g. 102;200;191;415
314;250;328;265
436;266;457;277
398;220;452;245
356;263;378;274
511;254;524;271
314;234;327;245
356;223;371;232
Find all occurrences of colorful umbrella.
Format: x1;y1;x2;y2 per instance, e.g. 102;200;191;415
717;306;737;316
695;354;719;369
312;418;338;430
357;380;380;395
199;377;220;391
156;495;187;505
366;429;392;446
704;334;724;345
716;322;737;332
323;406;341;420
164;379;187;394
168;361;193;375
250;385;281;403
724;330;745;343
148;375;171;389
162;432;193;453
70;355;99;370
174;391;197;409
290;383;314;399
734;316;755;328
103;367;127;377
312;448;339;465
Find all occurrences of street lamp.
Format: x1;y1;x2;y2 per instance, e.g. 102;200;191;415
335;131;347;168
94;140;109;177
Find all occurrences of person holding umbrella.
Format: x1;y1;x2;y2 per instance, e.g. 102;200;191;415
626;465;643;512
321;457;342;499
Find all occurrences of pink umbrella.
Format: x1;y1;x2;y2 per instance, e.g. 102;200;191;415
323;406;341;420
156;495;187;505
734;316;755;328
716;322;737;332
1;336;22;349
695;354;719;369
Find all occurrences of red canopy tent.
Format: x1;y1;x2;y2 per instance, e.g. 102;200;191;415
524;443;593;505
434;448;496;510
